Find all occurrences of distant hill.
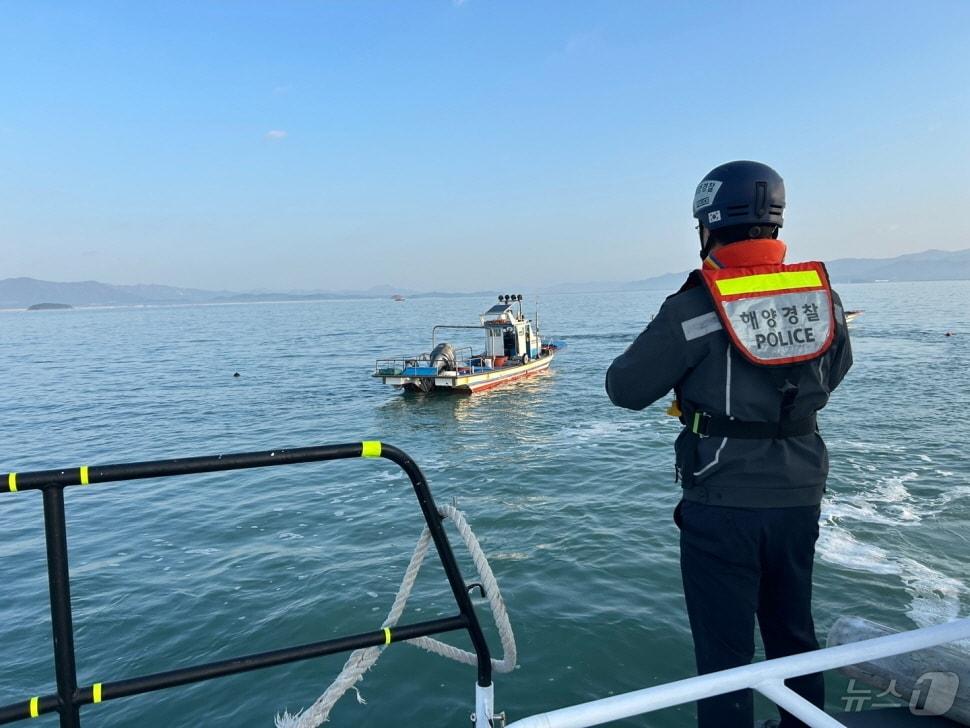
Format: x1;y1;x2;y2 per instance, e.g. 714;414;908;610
2;248;967;308
0;277;229;308
544;247;970;293
0;277;480;309
825;248;970;283
27;302;73;311
540;271;688;294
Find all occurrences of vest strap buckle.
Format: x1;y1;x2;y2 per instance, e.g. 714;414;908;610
690;411;712;437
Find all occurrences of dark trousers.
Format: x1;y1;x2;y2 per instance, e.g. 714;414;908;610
676;500;825;728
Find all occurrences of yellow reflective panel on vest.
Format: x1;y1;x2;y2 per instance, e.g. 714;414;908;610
714;270;822;297
700;262;836;367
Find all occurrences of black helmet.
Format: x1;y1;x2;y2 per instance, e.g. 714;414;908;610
692;160;785;232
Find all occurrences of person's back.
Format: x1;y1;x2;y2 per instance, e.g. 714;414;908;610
606;161;852;727
607;236;852;505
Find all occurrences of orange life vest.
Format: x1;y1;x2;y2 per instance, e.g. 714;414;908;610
699;260;835;367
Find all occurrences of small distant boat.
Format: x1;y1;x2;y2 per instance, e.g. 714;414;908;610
392;294;405;302
374;294;561;393
845;310;863;325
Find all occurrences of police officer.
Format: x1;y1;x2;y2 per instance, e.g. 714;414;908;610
606;161;852;728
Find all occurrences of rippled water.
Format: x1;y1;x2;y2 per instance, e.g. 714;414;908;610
2;281;968;727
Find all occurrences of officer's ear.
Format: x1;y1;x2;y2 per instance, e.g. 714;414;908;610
698;224;713;258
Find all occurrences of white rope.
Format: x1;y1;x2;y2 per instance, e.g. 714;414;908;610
275;505;516;728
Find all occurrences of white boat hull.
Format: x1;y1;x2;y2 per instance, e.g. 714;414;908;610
378;353;554;394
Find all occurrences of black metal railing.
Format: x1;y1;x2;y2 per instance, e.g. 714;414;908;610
0;441;493;727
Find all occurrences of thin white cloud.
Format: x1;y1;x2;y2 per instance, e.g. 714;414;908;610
547;27;606;63
265;130;287;141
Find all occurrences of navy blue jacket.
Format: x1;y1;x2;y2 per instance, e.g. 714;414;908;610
606;257;853;508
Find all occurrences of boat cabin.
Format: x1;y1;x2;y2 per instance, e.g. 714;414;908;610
479;301;539;363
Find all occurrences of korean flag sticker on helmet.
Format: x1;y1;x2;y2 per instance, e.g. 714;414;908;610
708;210;722;223
693;180;722;212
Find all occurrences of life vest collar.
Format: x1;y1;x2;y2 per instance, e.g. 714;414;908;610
704;238;788;270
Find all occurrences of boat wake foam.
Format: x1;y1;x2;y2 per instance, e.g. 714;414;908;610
818;456;969;639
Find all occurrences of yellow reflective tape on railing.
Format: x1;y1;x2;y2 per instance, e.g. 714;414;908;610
361;441;382;458
79;466;90;486
715;270;822;297
29;697;39;718
92;683;102;703
7;473;16;493
383;627;392;645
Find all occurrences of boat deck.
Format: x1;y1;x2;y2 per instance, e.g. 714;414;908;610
832;707;960;726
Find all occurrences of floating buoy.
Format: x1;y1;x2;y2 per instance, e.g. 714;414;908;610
233;372;241;377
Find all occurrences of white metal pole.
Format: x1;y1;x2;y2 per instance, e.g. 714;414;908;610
476;682;494;728
505;618;970;728
755;680;847;728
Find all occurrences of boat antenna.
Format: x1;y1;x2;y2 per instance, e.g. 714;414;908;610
535;295;539;334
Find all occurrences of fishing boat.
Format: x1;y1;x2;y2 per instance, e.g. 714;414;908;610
374;294;560;393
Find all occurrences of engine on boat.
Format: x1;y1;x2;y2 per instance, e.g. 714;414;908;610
430;342;457;372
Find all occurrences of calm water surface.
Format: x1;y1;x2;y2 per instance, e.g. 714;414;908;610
2;282;968;726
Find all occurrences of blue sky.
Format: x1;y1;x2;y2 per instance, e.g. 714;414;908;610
2;1;969;292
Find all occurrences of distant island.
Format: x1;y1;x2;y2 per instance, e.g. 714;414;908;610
2;247;968;308
27;302;73;311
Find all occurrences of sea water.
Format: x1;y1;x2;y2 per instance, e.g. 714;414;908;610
1;281;968;727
